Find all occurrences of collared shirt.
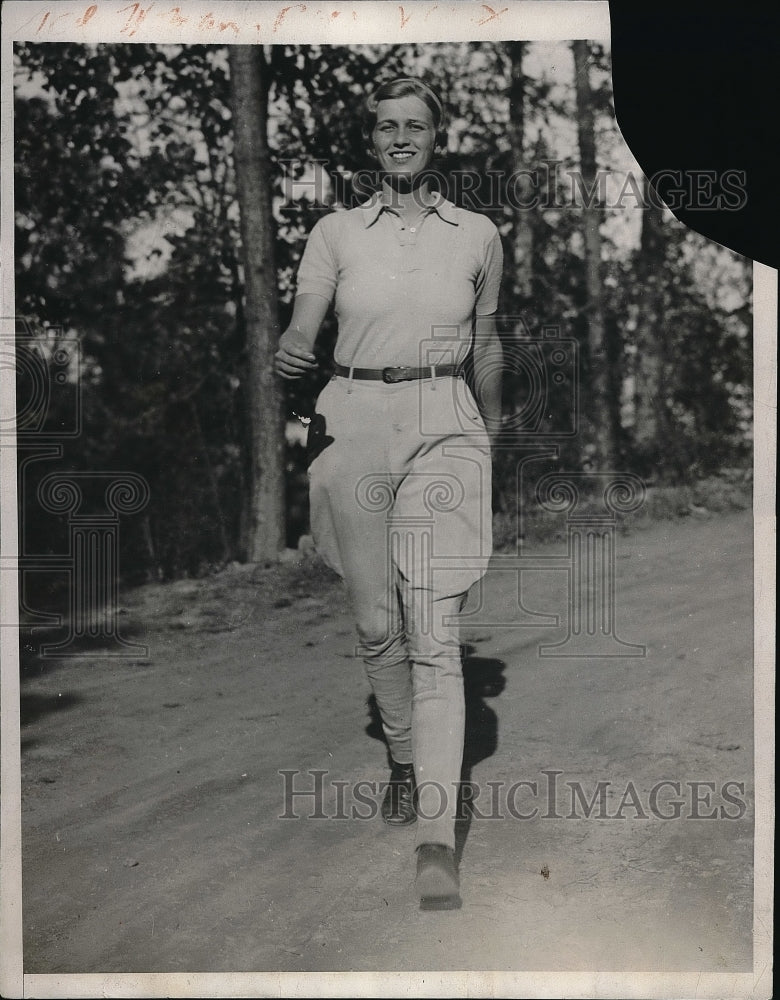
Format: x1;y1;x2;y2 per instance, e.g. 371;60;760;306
296;192;503;368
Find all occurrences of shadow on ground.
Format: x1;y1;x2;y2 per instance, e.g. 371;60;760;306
19;691;83;728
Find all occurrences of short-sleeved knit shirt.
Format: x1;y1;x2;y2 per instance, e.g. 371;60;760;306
295;191;503;368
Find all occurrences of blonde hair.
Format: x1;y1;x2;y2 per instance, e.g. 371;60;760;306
363;77;448;146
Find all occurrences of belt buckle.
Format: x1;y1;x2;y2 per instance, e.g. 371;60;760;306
382;366;411;384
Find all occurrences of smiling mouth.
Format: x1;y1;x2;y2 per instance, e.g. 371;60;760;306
389;151;416;162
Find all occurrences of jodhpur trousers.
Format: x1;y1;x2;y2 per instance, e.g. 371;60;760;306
308;373;493;849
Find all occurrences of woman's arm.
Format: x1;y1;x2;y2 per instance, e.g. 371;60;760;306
274;293;331;380
471;314;503;449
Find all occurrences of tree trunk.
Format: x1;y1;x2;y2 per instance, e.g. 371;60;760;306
572;40;613;468
228;46;285;562
633;173;668;469
505;41;534;306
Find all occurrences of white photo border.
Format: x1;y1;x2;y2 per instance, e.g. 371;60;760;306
1;3;774;998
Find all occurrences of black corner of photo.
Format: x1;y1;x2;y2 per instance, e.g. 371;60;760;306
608;1;778;269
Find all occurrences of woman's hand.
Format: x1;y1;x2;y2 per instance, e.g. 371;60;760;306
274;330;318;380
274;294;330;379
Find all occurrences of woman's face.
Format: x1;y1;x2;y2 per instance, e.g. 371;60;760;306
371;95;437;180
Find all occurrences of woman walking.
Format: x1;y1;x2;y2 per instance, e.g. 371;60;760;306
275;77;503;909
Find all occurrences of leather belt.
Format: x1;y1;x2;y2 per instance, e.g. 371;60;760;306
333;363;463;384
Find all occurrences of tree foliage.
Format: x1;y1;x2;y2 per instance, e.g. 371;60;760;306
13;40;752;582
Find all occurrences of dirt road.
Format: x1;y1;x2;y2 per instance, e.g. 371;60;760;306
18;509;754;975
